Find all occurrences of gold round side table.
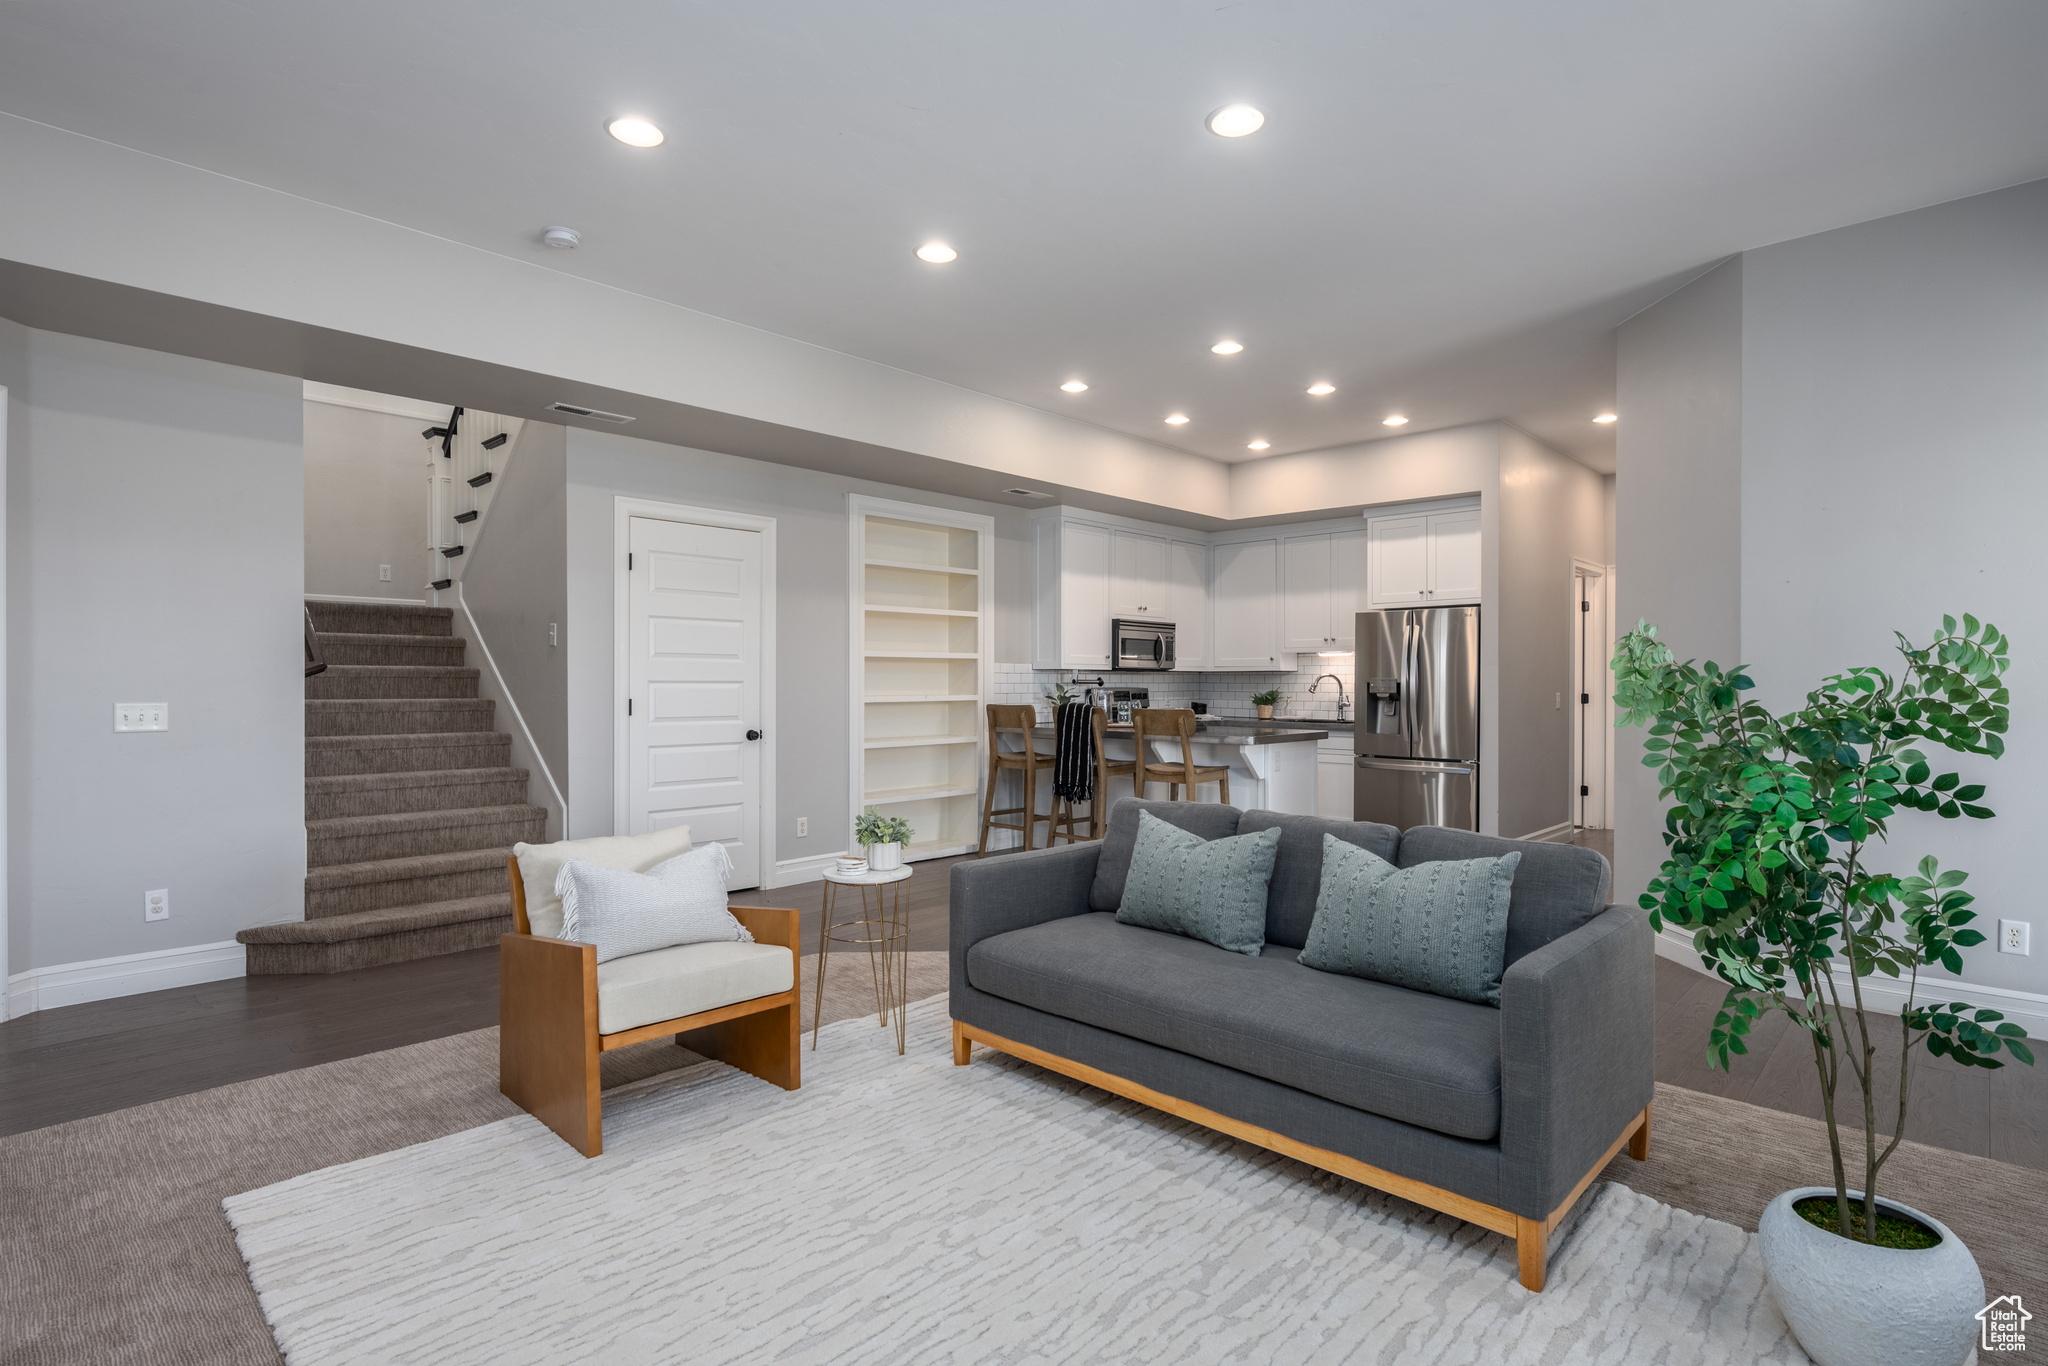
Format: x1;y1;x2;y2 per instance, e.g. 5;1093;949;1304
814;865;913;1055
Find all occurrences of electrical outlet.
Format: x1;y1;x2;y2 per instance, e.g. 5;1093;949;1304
378;564;392;582
145;888;170;922
1999;919;2031;956
114;703;169;732
796;817;809;838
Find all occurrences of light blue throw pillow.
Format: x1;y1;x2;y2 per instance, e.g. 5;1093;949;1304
1298;835;1520;1005
1114;809;1281;956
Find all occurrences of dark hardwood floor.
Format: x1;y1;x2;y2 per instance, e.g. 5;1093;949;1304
6;840;2043;1171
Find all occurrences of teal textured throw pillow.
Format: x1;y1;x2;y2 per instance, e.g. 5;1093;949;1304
1298;836;1520;1004
1114;809;1281;956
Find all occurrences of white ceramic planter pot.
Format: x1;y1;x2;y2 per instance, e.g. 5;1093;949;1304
1757;1187;1982;1366
866;841;903;872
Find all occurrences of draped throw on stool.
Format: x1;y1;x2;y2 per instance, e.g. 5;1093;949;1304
1053;702;1096;803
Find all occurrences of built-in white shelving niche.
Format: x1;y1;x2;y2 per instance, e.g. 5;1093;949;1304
848;497;995;863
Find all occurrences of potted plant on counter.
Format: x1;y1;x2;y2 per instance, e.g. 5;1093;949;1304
1252;688;1281;720
854;807;913;872
1613;615;2031;1366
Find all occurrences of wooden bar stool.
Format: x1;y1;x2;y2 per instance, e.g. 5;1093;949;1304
1052;706;1139;842
977;704;1056;854
1132;708;1231;805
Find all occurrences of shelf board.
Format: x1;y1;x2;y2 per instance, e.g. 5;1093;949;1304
866;693;981;704
864;557;979;577
864;735;978;750
863;784;981;804
863;605;979;618
863;650;978;660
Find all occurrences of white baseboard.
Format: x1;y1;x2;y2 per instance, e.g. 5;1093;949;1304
768;850;853;889
1515;822;1576;844
1654;927;2048;1039
5;939;246;1018
304;593;429;605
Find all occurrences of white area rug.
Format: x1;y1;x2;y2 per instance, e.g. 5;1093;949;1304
226;996;1810;1365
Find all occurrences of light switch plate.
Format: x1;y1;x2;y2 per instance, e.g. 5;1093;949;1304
115;702;169;732
145;888;170;922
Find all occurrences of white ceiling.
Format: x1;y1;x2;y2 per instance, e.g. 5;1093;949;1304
3;2;2046;476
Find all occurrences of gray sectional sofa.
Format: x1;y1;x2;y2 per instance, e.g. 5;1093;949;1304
948;799;1654;1291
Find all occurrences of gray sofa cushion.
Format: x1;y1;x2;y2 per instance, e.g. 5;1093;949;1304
967;912;1504;1141
1115;811;1280;955
1397;826;1611;966
1088;799;1244;911
1298;839;1519;1005
1238;809;1401;949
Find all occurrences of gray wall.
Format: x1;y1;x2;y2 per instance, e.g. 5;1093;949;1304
1614;257;1745;912
1495;425;1609;839
561;428;1032;871
1738;179;2047;1000
303;400;429;600
5;326;303;971
458;421;569;840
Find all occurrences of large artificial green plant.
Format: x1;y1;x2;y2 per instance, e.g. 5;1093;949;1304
1613;615;2033;1243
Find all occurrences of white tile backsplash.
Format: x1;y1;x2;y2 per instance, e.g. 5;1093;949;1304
995;657;1357;725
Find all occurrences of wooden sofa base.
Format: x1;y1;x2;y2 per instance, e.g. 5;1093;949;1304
952;1019;1649;1293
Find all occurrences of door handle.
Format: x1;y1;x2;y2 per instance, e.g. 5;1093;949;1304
745;729;763;741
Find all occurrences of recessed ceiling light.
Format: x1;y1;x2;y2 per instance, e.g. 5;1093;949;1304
1383;415;1409;427
541;226;582;249
1247;439;1270;451
1207;104;1266;138
606;116;664;148
1593;412;1618;424
1211;340;1244;356
915;241;958;264
1164;413;1190;425
1060;380;1089;393
1306;382;1336;396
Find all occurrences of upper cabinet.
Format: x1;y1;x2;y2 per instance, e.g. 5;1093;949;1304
1108;531;1170;620
1367;506;1480;608
1211;538;1282;669
1281;528;1367;652
1167;539;1211;670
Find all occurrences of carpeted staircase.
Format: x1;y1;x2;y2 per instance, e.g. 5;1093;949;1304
237;601;546;974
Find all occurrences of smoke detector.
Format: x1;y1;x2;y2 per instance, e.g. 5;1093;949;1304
541;226;582;250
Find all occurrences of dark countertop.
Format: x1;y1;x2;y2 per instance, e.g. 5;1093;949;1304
1029;721;1329;746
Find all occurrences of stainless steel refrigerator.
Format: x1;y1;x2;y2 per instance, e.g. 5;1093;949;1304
1353;606;1480;830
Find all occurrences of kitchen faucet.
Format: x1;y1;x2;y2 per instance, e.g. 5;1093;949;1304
1309;674;1349;723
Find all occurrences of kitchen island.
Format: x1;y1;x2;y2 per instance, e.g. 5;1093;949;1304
988;718;1328;839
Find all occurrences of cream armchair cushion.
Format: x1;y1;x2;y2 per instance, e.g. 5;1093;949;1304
514;825;695;938
596;941;795;1035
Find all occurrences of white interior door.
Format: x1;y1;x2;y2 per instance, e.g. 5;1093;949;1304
1572;564;1610;831
627;515;764;887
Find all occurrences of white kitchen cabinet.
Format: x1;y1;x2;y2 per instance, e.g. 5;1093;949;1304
1109;531;1170;620
1316;737;1354;820
1168;539;1211;670
1367;507;1480;608
1283;528;1369;651
1211;538;1282;669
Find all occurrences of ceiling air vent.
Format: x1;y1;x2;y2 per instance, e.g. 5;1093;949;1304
1004;488;1054;499
547;402;634;424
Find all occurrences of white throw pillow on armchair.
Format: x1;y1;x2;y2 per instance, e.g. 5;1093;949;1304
556;843;753;964
514;825;697;938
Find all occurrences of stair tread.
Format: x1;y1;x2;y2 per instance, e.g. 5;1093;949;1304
305;845;519;889
306;731;510;749
238;894;512;944
306;803;546;837
307;698;490;709
306;767;529;793
313;631;466;647
312;664;480;676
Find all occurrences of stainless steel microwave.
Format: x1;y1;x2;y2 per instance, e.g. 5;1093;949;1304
1112;618;1176;670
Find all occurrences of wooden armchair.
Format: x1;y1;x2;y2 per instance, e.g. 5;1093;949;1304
499;854;801;1157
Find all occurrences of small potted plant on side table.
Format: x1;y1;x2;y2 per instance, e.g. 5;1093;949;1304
1252;688;1281;720
854;807;914;872
1613;614;2031;1366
